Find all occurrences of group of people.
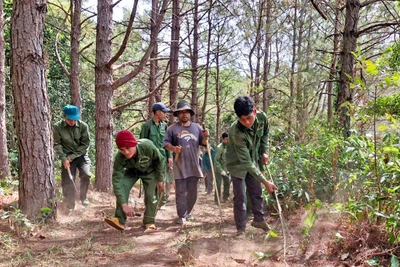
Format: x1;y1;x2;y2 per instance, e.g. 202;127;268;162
54;96;277;236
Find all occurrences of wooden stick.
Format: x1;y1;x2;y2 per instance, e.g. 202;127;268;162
265;166;290;266
205;138;223;224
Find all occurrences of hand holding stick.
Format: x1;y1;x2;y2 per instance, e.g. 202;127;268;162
66;166;79;194
174;145;182;161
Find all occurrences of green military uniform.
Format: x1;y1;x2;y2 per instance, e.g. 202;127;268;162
226;112;269;183
226;110;269;230
140;119;172;205
112;139;165;225
214;141;230;202
54;119;91;208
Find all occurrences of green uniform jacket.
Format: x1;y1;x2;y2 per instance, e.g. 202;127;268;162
53;120;90;162
214;142;228;174
226;111;269;183
112;139;165;204
139;119;172;161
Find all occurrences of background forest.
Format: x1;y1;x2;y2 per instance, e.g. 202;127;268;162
1;0;400;264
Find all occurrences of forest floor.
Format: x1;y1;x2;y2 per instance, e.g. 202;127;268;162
0;181;395;267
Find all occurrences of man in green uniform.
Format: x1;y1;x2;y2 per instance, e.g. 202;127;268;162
202;147;215;195
54;105;91;210
226;96;277;236
105;130;165;231
214;131;230;203
139;102;172;209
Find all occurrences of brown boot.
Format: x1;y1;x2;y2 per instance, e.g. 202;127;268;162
251;221;270;231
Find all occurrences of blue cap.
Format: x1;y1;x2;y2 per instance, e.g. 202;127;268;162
152;102;170;113
63;105;80;120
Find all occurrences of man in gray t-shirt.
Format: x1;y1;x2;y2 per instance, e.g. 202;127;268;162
163;100;210;224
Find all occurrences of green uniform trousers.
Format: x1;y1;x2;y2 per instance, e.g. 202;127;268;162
115;172;158;225
159;167;174;206
214;173;231;203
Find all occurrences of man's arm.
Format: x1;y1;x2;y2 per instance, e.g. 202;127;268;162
153;147;166;183
259;112;269;155
199;124;210;146
164;123;173;164
70;122;90;160
163;127;182;157
139;121;148;139
112;155;128;205
53;124;67;162
214;146;223;173
232;134;266;183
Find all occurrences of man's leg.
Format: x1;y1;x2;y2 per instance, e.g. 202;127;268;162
231;176;246;232
186;176;200;216
206;172;213;195
142;177;158;225
77;155;91;203
161;167;173;206
214;173;222;203
245;173;265;222
175;179;188;219
222;174;230;201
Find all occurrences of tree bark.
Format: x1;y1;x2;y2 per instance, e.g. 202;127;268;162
253;0;264;105
215;33;221;145
148;0;160;117
201;0;212;125
327;5;340;124
0;0;10;180
262;0;272;111
11;0;56;220
287;0;298;135
294;1;307;141
94;0;114;191
169;0;180;122
336;0;360;138
190;0;199;123
70;0;82;112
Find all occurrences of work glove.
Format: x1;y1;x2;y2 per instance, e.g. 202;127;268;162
221;171;227;176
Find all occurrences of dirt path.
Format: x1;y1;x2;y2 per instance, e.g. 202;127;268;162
0;182;342;266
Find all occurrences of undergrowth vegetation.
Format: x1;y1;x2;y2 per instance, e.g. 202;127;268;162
264;118;400;265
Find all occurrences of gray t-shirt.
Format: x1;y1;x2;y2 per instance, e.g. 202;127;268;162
163;122;204;180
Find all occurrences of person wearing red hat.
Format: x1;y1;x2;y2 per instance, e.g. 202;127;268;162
53;105;91;210
104;130;165;231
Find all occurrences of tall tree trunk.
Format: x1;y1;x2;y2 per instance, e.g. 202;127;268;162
190;0;199;123
248;0;264;101
215;33;221;145
297;19;312;141
262;0;272;111
327;4;340;124
336;0;360;138
94;0;113;191
70;0;82;112
201;0;212;125
0;1;10;180
169;0;180;121
148;0;160;118
288;0;298;135
294;1;307;140
253;0;264;105
11;0;56;220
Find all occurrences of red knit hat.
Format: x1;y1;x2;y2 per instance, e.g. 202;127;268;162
115;130;138;149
